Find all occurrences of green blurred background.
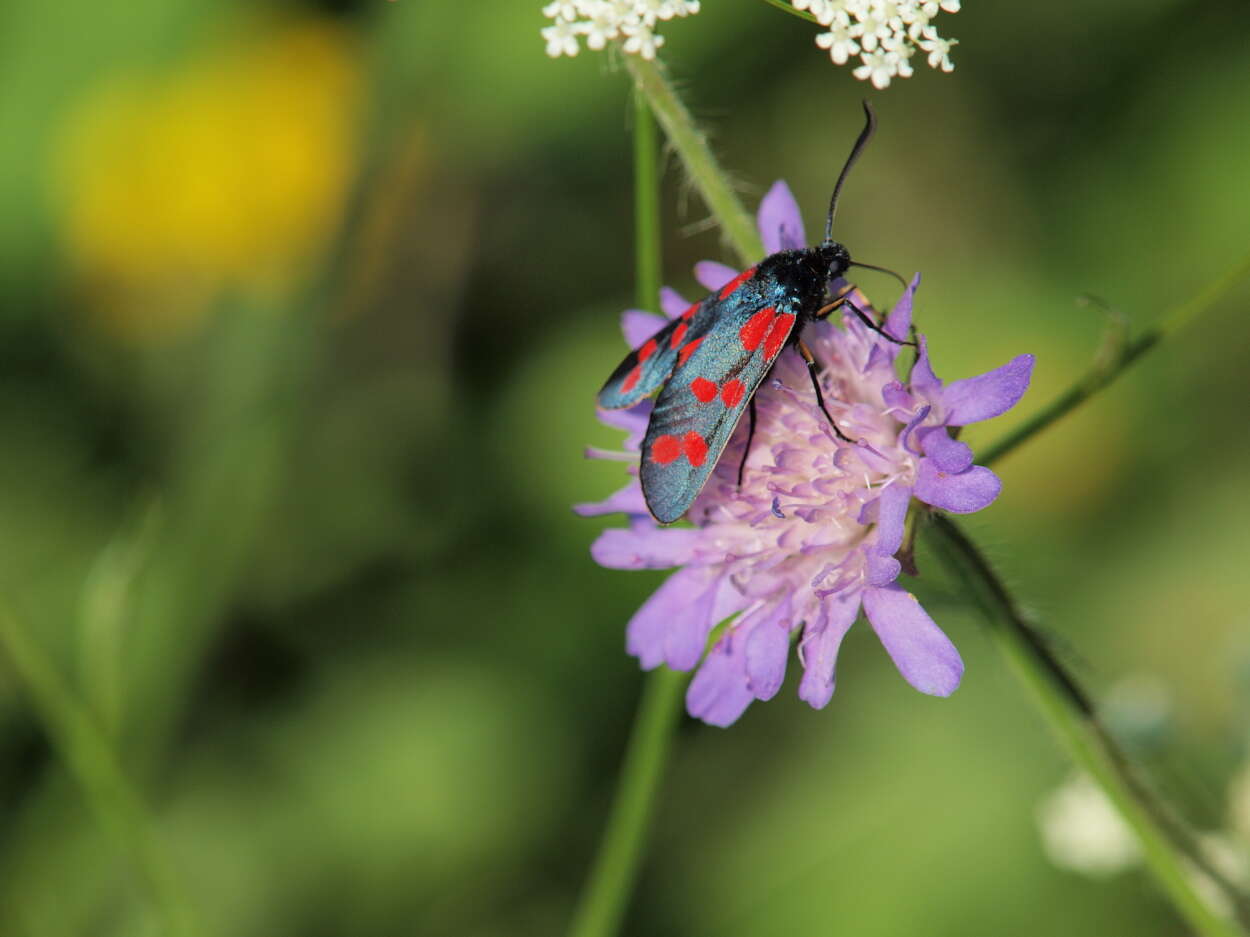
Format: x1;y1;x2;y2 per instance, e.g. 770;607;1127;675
1;1;1249;934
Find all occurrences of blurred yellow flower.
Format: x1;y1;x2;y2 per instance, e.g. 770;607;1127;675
55;20;362;338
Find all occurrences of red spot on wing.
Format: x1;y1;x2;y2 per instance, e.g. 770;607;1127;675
670;321;688;348
682;431;709;467
677;336;704;365
719;267;756;300
739;307;776;352
690;377;718;402
637;338;658;363
681;302;699;321
763;313;796;359
721;379;745;408
621;365;641;394
650;434;681;464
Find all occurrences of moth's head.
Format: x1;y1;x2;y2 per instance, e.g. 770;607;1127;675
818;240;851;280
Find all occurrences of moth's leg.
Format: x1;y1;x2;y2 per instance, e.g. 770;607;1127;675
844;297;917;347
736;394;757;488
797;339;853;442
814;283;856;320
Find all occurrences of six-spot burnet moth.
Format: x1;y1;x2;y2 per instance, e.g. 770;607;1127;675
598;101;914;524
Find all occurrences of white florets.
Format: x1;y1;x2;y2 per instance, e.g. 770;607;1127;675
539;0;958;89
540;0;701;60
809;0;960;88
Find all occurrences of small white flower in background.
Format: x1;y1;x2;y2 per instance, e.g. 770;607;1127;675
815;19;859;65
812;0;960;88
917;26;957;72
1037;774;1141;876
540;0;700;60
539;0;956;83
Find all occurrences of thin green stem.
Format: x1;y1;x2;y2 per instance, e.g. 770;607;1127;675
0;602;200;937
923;515;1248;937
757;0;819;23
566;667;687;937
982;249;1250;466
633;89;662;311
566;86;686;937
624;55;762;268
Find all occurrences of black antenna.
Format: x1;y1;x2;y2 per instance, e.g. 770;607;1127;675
850;261;907;288
824;100;876;244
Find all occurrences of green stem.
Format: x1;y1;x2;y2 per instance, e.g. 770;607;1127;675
923;515;1247;937
566;87;686;937
982;249;1250;466
624;55;763;267
757;0;819;23
0;602;200;937
633;88;662;311
566;667;687;937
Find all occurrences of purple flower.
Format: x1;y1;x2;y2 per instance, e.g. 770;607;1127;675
579;181;1034;727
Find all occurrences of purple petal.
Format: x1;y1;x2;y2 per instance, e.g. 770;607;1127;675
897;405;932;456
621;309;667;348
687;634;754;727
863;343;892;374
914;460;1001;514
864;551;901;587
626;566;714;669
596;403;650;435
883;273;920;343
659;287;689;318
665;573;743;670
797;592;861;709
744;597;794;700
881;380;913;411
590;522;699;569
940;354;1035;426
910;336;942;398
862;584;963;696
874;483;913;554
694;261;739;292
918;427;973;474
758;180;807;253
574;484;648;517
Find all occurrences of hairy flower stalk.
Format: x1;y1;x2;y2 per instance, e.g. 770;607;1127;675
580;183;1032;726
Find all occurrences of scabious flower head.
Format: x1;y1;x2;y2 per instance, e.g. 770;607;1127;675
540;1;700;60
579;182;1033;726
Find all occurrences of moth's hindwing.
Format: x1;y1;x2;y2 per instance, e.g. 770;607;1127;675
597;299;712;410
640;293;802;523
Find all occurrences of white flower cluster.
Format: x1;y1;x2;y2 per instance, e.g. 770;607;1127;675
541;1;701;60
796;0;960;88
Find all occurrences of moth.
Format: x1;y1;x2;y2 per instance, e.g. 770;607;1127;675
598;102;912;524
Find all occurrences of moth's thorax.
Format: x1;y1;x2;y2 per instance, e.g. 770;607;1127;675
755;242;851;317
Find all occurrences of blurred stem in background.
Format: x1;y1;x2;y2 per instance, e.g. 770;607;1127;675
575;50;1250;937
981;251;1250;467
923;515;1248;937
0;603;201;937
566;91;688;937
121;295;314;765
119;122;385;770
0;62;394;928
